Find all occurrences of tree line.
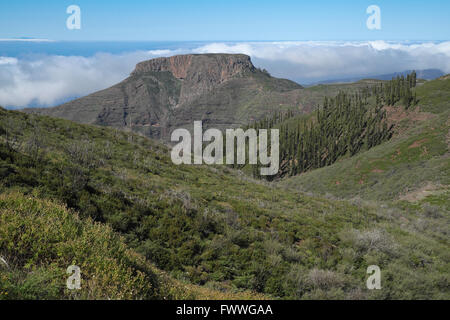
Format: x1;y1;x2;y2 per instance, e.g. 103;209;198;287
372;71;418;109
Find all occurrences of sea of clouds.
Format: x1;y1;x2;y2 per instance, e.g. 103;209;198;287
1;41;449;109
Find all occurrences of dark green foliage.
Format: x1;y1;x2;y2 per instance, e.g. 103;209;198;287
247;93;393;179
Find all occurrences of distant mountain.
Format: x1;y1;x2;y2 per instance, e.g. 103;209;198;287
25;54;309;140
309;69;445;85
0;37;52;42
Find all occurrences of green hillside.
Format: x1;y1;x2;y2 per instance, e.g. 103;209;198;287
279;77;450;206
414;74;450;113
1;102;449;299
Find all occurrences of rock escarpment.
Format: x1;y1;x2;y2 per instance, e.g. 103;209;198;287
132;54;256;106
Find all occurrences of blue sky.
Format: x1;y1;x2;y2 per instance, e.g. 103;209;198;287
0;0;449;41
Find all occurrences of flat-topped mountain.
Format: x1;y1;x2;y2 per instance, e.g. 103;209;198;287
132;53;255;81
131;54;257;107
25;54;307;140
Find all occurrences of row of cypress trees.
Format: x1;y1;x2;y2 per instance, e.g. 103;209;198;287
246;71;420;179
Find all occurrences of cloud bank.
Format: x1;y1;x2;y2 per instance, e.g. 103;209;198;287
0;50;176;108
1;41;449;109
193;41;450;83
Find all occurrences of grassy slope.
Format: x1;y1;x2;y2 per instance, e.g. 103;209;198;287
1;103;449;299
414;75;450;114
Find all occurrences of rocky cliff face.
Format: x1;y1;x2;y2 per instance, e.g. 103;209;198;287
132;54;254;80
25;54;305;141
132;54;256;106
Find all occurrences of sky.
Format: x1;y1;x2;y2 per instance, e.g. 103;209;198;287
0;0;449;41
0;1;449;108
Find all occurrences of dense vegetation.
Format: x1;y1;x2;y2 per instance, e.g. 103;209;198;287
0;74;448;300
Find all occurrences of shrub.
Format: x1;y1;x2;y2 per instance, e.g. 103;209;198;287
307;268;344;291
340;228;397;256
421;203;443;218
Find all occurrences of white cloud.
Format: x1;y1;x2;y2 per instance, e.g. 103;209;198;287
193;41;450;83
0;57;18;65
1;41;449;108
0;38;53;42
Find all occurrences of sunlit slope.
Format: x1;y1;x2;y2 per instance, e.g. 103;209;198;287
0;193;266;300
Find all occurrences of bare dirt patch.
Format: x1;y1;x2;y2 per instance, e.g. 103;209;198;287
437;74;450;81
399;182;445;202
384;106;435;136
391;149;401;161
408;138;429;149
